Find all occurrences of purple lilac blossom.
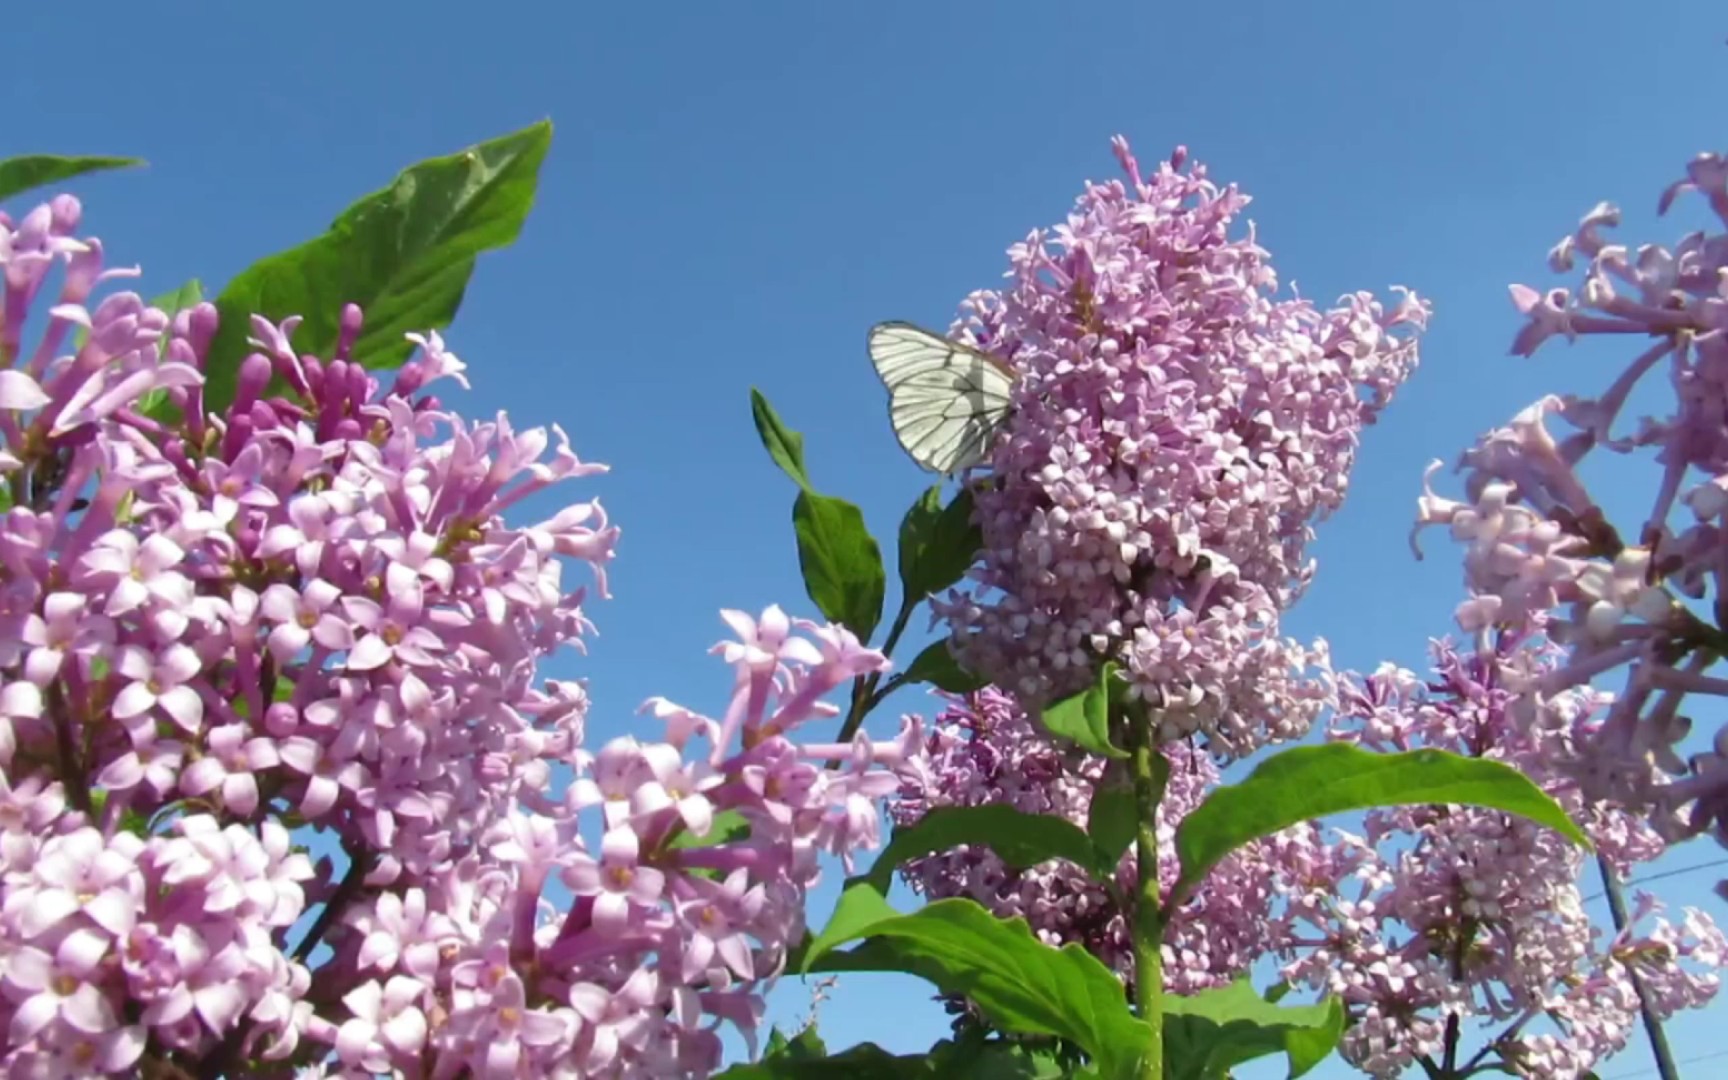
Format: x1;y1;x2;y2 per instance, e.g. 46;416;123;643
1413;150;1728;879
934;137;1428;758
897;630;1727;1079
0;195;922;1077
1270;629;1724;1078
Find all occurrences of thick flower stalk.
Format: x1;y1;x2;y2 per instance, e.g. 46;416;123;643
935;137;1429;757
892;688;1283;994
1413;151;1728;860
1269;629;1725;1079
0;195;921;1077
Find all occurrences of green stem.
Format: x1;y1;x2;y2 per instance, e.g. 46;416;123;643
835;598;917;748
877;599;915;664
1127;711;1168;1079
1598;853;1680;1080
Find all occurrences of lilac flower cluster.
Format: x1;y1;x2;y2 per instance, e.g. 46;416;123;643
1269;630;1726;1079
1413;151;1728;859
898;635;1727;1079
0;195;921;1077
934;138;1429;757
891;687;1282;994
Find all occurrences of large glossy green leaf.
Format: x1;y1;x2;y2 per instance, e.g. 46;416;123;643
0;155;142;203
901;639;987;693
1037;663;1126;759
897;485;980;602
714;1035;1074;1078
202;121;552;413
750;388;812;490
793;491;886;641
863;805;1111;892
1173;744;1590;897
803;895;1150;1079
1281;998;1347;1078
800;879;899;970
1162;980;1344;1080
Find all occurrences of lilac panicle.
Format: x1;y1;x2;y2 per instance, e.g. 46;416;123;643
1269;629;1725;1079
936;138;1428;758
900;631;1727;1079
0;195;921;1076
1413;148;1728;877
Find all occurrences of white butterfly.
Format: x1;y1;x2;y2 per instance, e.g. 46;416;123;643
868;321;1015;475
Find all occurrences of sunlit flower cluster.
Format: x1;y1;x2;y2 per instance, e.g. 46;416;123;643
937;137;1428;757
1268;630;1725;1079
1414;150;1728;867
0;195;918;1077
897;628;1727;1079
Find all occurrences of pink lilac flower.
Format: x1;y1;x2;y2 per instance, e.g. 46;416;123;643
1265;630;1726;1079
0;190;922;1077
1412;148;1728;878
935;137;1427;758
901;631;1727;1079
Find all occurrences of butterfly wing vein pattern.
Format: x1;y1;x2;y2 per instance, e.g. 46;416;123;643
868;321;1014;475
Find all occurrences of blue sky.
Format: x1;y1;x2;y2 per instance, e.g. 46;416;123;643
8;1;1728;1075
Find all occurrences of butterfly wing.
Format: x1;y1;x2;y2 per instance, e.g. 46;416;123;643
868;321;1015;475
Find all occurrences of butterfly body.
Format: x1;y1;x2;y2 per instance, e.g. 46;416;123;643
867;321;1015;475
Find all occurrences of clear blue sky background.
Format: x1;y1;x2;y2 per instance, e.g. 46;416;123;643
8;2;1728;1076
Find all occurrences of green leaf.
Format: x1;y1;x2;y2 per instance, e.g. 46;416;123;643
1037;663;1126;759
1281;997;1346;1078
664;808;752;880
1162;980;1344;1080
667;808;750;851
763;1026;827;1061
863;805;1112;893
751;389;813;490
1174;744;1590;897
1085;762;1137;871
897;485;981;602
714;1038;1074;1079
0;155;142;203
926;1042;1074;1079
801;879;900;971
150;278;206;322
202;121;552;413
713;1040;906;1079
118;808;150;838
793;491;886;641
902;639;987;694
803;897;1151;1079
